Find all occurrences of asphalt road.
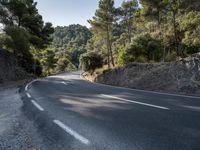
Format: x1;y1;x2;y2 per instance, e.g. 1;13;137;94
23;72;200;150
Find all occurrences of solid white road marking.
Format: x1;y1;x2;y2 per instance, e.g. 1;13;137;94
101;94;170;110
26;93;31;98
31;100;44;111
53;120;90;145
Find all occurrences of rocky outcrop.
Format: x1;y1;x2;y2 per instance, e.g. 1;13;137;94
95;53;200;95
0;49;28;82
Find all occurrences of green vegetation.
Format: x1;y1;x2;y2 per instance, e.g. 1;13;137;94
51;25;92;67
0;0;54;75
1;0;200;75
80;52;103;72
80;0;200;72
0;1;90;76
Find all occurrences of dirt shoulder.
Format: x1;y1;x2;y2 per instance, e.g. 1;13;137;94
0;82;48;150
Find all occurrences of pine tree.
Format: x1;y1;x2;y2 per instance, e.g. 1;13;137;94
120;0;138;43
88;0;115;68
0;0;54;49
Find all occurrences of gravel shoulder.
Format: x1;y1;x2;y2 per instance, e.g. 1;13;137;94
0;82;48;150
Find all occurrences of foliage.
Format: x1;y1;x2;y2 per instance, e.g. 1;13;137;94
4;25;30;53
51;24;92;67
84;0;200;71
124;33;162;63
40;49;57;75
1;0;200;76
80;52;103;72
117;48;127;66
0;0;54;49
164;52;177;62
0;0;54;75
55;57;76;73
88;0;115;68
119;0;138;42
180;11;200;48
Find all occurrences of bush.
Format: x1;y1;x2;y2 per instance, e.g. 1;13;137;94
80;52;103;72
135;56;148;63
56;58;70;72
55;57;77;72
117;48;128;66
125;33;163;63
165;52;177;62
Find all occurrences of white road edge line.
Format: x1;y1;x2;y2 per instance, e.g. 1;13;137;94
53;120;90;145
101;94;170;110
25;84;28;91
31;100;44;111
26;93;31;98
25;79;38;92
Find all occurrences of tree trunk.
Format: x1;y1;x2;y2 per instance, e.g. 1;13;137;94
172;10;179;56
106;26;111;69
109;40;115;67
127;21;132;43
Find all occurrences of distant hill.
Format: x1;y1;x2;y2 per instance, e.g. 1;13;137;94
51;24;92;66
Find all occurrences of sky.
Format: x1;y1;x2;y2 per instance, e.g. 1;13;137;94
35;0;126;27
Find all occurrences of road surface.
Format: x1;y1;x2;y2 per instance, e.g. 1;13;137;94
22;72;200;150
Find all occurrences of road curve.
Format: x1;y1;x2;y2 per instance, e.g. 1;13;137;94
21;72;200;150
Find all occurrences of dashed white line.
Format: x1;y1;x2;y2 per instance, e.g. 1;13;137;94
101;94;170;110
61;81;68;85
53;120;90;145
26;93;31;98
31;100;44;111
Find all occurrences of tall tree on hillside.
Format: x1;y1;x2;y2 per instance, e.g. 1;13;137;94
167;0;200;56
88;0;115;68
180;11;200;53
40;49;56;75
120;0;138;42
140;0;168;32
0;0;54;49
167;0;181;56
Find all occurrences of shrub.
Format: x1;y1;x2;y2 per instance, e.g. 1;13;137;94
117;48;128;66
55;57;76;72
135;56;148;63
56;58;70;72
80;52;103;72
165;52;177;62
124;33;163;63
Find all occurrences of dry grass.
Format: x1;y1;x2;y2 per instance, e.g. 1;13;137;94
84;64;117;82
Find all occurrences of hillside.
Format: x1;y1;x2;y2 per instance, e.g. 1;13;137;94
51;25;92;66
95;53;200;96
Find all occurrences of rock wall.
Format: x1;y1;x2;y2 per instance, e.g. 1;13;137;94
0;49;28;82
95;53;200;95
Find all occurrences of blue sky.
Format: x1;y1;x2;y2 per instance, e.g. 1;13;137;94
35;0;125;27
